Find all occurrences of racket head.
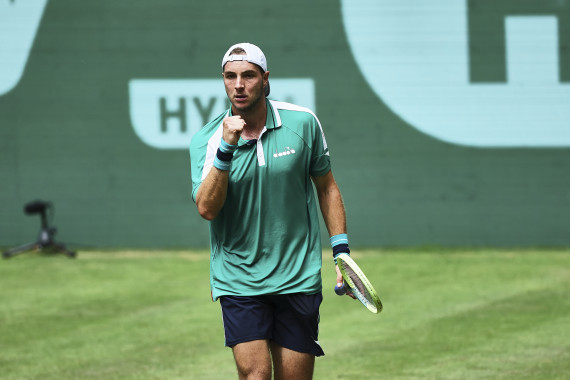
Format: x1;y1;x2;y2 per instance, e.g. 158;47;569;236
336;253;383;314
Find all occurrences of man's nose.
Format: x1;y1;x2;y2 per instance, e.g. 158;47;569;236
235;76;245;89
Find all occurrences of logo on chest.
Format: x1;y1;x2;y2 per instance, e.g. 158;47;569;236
273;146;296;158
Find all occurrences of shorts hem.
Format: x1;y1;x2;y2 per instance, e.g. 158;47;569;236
225;334;270;348
271;338;325;357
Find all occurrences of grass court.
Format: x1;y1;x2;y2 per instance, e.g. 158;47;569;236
1;248;568;379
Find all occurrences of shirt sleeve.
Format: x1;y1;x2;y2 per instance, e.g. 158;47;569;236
309;113;331;177
189;136;206;203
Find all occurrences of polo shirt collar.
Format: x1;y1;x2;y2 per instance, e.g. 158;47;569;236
228;99;282;148
227;98;282;131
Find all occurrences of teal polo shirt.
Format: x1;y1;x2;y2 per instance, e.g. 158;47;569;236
190;99;331;301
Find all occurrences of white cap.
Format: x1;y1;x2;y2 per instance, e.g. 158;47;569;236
221;42;268;72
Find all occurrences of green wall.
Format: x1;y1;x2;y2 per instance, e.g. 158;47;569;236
1;0;569;249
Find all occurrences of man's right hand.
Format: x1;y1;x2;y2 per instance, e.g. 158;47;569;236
222;116;246;145
335;264;356;299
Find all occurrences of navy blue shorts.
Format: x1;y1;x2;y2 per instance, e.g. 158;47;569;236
219;293;325;357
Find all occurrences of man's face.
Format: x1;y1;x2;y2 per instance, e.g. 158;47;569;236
223;60;269;112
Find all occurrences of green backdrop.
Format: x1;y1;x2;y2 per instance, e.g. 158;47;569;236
1;0;569;249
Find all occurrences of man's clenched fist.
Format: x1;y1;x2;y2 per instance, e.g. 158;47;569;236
222;116;246;145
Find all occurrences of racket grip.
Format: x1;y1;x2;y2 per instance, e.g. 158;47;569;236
334;282;347;296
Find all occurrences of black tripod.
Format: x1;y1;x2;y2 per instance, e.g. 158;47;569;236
3;200;76;259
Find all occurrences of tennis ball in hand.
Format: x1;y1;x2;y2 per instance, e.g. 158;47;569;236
334;282;347;296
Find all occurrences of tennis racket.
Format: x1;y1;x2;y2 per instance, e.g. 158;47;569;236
334;253;383;314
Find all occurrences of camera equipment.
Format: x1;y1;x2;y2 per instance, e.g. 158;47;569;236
3;200;76;258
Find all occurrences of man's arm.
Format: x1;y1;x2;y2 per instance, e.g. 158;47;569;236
312;170;346;237
311;170;349;290
195;168;230;221
195;116;245;221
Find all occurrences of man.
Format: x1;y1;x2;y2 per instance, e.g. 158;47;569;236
189;42;352;380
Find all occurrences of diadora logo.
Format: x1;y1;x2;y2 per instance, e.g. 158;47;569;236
273;147;296;158
129;79;315;149
341;0;570;147
0;0;48;96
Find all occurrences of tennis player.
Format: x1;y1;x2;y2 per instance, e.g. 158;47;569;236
189;42;352;380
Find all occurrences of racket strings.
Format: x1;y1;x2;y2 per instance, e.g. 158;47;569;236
337;254;382;314
342;263;374;306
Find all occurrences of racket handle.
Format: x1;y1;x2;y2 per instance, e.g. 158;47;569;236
334;282;347;296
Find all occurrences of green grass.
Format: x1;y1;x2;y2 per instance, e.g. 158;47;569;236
1;248;568;379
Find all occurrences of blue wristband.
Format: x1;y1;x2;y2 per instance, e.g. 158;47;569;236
330;233;350;264
219;138;238;153
213;156;232;171
214;138;238;171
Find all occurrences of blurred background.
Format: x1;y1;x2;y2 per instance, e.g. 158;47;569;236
1;0;569;250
